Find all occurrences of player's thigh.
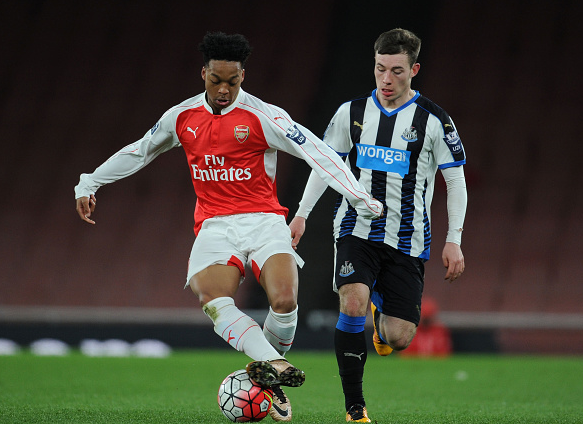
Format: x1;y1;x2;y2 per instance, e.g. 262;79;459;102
259;253;298;313
249;214;303;312
190;264;242;306
186;218;246;288
373;247;425;326
333;235;381;292
248;213;304;276
333;236;382;316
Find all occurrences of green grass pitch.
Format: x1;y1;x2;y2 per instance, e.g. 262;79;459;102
1;350;582;423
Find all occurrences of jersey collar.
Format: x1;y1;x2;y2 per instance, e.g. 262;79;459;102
371;89;420;117
202;88;246;115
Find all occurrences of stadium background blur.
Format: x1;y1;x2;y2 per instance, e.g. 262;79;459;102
1;0;582;354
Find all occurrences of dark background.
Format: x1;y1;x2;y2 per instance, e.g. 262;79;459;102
1;0;582;353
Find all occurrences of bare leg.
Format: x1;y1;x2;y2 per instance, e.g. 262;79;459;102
190;264;283;361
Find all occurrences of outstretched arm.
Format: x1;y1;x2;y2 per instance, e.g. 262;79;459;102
276;122;382;219
259;107;381;220
74;115;178;223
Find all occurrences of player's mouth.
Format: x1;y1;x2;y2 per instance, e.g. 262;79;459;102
215;98;230;107
381;89;394;97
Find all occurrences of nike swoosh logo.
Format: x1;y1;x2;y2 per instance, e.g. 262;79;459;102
271;402;289;417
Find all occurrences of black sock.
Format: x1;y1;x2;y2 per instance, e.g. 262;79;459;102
335;328;367;411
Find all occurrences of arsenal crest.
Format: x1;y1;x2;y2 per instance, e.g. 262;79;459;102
234;125;250;143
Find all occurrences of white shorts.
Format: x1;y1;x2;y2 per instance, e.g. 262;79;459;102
185;213;304;286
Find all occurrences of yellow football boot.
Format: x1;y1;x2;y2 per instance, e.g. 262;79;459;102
346;404;371;423
371;302;393;356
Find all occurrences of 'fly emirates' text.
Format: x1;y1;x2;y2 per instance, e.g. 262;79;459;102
191;155;251;182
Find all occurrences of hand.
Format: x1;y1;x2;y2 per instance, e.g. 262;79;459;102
76;194;97;224
442;242;464;283
289;216;306;250
353;197;384;220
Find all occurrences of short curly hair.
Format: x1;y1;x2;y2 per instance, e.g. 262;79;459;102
199;32;252;67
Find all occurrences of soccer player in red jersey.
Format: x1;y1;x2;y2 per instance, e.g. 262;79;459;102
75;32;382;422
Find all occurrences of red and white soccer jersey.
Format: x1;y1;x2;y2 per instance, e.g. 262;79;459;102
74;89;381;234
174;91;290;233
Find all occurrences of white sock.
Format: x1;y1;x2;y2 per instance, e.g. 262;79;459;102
263;306;298;355
202;297;284;361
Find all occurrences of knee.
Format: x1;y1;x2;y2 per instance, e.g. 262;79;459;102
269;291;297;314
191;286;223;308
338;284;370;316
340;296;367;317
381;321;416;351
386;333;414;351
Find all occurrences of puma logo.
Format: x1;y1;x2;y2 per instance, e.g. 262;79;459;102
353;121;363;130
344;352;365;360
187;126;199;138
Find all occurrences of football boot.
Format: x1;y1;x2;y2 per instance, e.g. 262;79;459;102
268;385;292;422
246;359;305;388
346;403;371;423
371;302;394;356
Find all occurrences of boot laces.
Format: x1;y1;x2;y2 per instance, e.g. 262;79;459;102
272;385;287;403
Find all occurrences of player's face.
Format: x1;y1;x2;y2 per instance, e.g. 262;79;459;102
374;53;420;109
202;60;245;114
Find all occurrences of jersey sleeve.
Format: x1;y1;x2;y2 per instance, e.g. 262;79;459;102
321;103;353;155
295;170;328;219
433;117;466;169
259;106;382;219
294;105;353;219
441;165;467;245
74;110;180;199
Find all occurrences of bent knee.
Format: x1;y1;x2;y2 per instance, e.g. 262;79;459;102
269;294;297;314
387;334;413;351
381;320;416;351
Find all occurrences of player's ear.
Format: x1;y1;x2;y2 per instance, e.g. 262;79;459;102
411;63;420;77
240;69;245;83
201;66;207;81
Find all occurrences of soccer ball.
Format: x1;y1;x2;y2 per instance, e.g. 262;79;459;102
217;369;273;422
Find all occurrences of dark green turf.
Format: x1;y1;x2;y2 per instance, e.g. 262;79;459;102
1;350;581;423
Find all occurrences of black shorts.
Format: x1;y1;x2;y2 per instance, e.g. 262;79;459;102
334;235;425;325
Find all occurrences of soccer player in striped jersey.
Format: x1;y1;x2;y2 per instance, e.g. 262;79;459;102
289;28;467;422
74;32;382;422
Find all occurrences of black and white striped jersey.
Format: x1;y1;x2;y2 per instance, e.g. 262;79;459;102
324;90;466;260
